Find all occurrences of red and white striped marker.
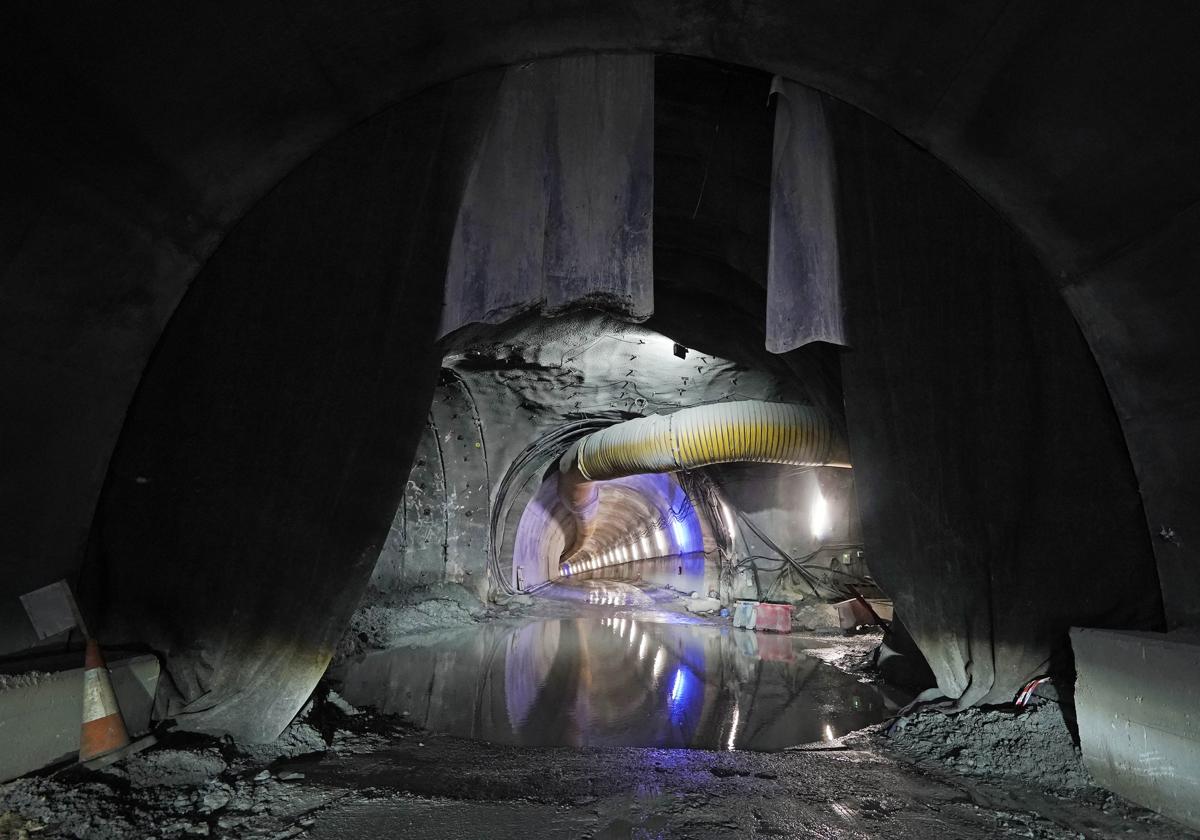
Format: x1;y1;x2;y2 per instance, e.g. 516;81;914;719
79;638;131;764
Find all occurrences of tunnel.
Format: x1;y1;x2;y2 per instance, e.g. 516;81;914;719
2;4;1200;837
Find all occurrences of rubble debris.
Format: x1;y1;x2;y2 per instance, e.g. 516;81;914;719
234;716;327;764
494;593;534;609
685;596;721;614
335;582;488;662
109;748;228;788
885;703;1091;792
0;685;403;839
325;691;360;717
790;602;840;631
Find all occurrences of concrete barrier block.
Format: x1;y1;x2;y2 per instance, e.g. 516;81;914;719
0;653;159;782
1072;627;1200;830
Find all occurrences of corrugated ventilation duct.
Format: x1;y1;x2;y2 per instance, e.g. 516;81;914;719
557;401;850;561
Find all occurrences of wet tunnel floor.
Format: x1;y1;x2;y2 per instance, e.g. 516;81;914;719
297;601;1190;840
270;718;1191;840
338;610;902;751
5;597;1191;839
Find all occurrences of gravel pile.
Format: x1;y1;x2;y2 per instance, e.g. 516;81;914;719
885;702;1091;792
335;582;488;662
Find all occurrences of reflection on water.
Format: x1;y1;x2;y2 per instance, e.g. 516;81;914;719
339;618;903;751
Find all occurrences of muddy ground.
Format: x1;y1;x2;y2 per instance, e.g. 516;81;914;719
1;588;1194;840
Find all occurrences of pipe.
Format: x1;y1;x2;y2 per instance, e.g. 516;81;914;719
558;401;849;560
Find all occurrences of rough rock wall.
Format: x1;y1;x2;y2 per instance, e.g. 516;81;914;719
370;423;448;591
368;312;806;599
369;376;492;600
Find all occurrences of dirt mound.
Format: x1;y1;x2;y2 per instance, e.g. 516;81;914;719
885;703;1090;792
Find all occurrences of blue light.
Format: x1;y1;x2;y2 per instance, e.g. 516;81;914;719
670;668;685;702
670;517;690;550
666;484;703;553
667;666;696;727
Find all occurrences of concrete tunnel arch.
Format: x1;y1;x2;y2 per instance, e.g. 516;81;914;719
6;5;1196;609
490;410;733;597
511;470;719;595
1;5;1192;740
84;60;1164;736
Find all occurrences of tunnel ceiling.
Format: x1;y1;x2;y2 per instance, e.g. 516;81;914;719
447;311;805;421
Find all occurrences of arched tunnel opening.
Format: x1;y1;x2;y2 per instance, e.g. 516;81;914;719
2;17;1199;837
336;312;908;759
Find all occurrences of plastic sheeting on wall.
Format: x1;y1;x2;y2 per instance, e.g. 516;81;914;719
765;78;847;352
832;103;1164;709
91;74;504;743
439;55;654;337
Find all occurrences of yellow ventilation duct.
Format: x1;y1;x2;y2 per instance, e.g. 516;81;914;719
558;401;850;561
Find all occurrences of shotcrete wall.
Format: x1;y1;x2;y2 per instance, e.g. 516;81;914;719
368;377;492;601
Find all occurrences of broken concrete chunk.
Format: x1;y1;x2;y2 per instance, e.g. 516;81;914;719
686;596;722;614
790;603;840;630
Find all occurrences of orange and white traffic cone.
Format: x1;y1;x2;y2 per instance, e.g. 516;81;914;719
79;638;131;766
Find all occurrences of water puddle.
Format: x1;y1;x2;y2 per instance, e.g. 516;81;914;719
339;617;903;751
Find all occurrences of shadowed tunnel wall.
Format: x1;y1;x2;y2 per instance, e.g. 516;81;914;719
832;104;1164;707
83;76;503;740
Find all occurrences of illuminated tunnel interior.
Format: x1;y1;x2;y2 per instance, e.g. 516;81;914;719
3;15;1200;838
514;470;712;591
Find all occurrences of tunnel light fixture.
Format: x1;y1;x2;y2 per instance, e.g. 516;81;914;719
721;502;737;540
652;647;666;681
640;535;652;557
669;668;686;703
726;704;740;751
811;490;830;539
670;517;689;551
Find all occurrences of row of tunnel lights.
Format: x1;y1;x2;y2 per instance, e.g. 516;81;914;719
563;489;830;578
560;521;687;577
